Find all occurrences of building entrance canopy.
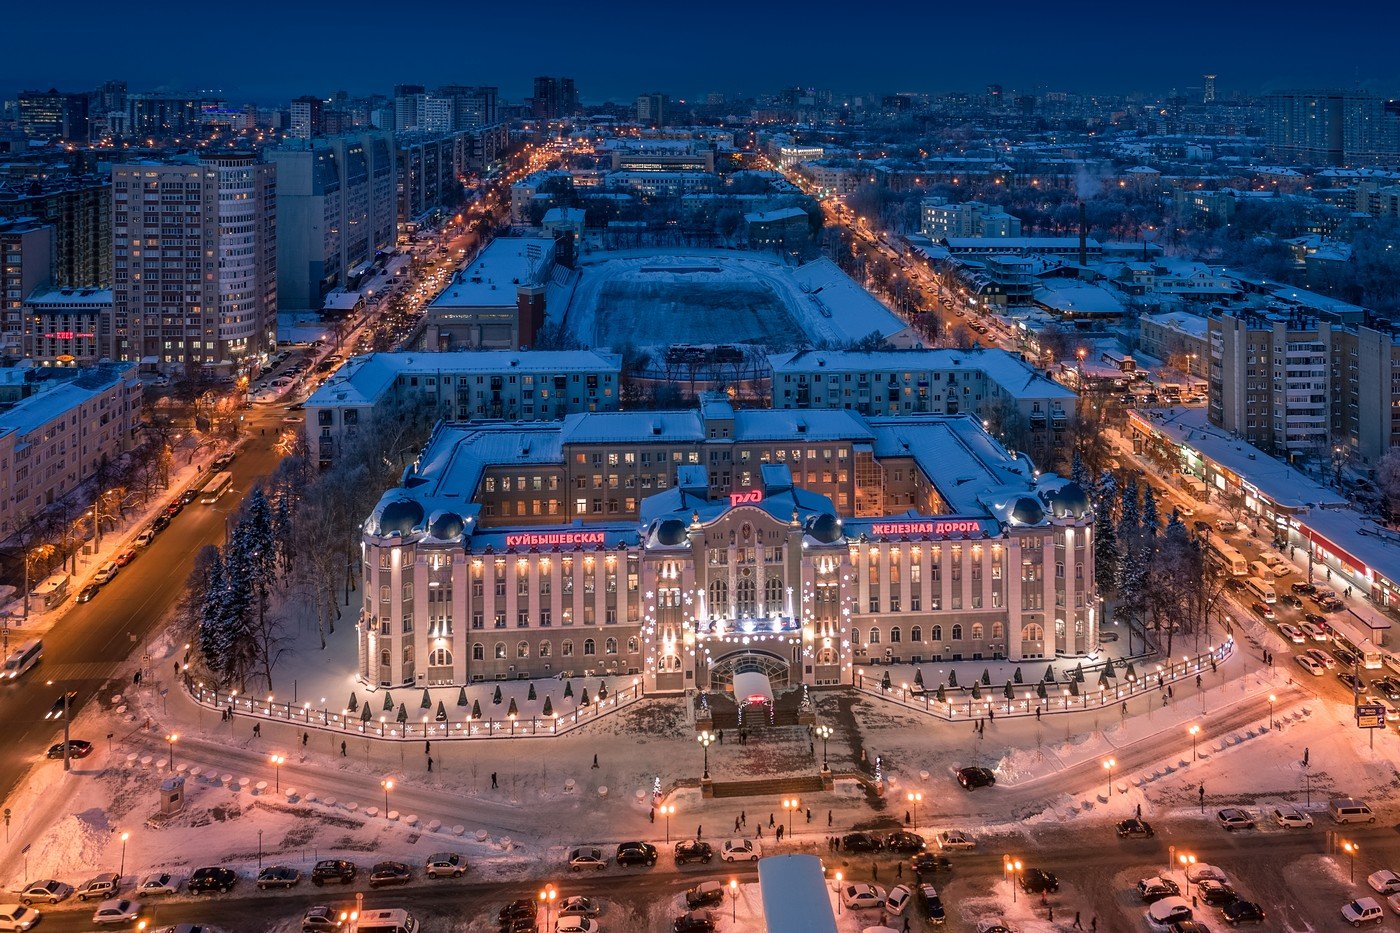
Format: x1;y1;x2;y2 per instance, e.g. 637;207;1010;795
733;669;775;706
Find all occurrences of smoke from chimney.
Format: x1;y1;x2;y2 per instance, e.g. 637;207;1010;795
1078;201;1087;267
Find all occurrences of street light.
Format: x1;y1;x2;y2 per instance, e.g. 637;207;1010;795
118;831;129;881
834;871;844;915
1268;694;1276;731
1344;841;1358;883
1189;724;1201;761
269;753;286;794
730;878;739;922
1103;758;1116;797
659;803;675;844
1178;853;1197;896
697;730;714;780
1004;857;1023;902
906;791;923;828
381;778;394;814
815;724;833;771
782;798;800;836
164;733;177;769
538;884;556;928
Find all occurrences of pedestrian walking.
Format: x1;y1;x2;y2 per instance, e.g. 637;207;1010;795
427;757;433;772
896;861;903;880
757;825;763;839
1162;694;1168;707
1040;892;1048;907
303;732;309;747
340;741;347;757
776;825;783;842
697;824;703;839
1073;910;1082;929
735;816;741;832
1091;916;1097;931
1135;803;1142;819
592;753;599;769
1048;906;1054;921
872;862;879;882
1167;685;1174;699
810;741;815;755
769;813;775;828
806;807;812;823
1035;707;1041;721
491;771;498;789
902;918;910;933
827;810;833;827
988;708;994;721
1196;674;1202;689
253;722;261;738
741;810;747;826
905;810;911;825
718;729;724;745
425;740;431;755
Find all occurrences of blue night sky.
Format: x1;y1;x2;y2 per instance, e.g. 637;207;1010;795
7;0;1400;103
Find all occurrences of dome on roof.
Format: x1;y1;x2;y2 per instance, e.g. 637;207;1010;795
428;511;465;540
1010;496;1045;526
1044;481;1091;519
655;518;688;547
807;512;843;544
377;499;424;536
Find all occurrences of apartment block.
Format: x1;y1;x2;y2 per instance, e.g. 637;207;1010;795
0;219;54;358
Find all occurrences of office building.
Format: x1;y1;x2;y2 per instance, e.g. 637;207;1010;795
635;93;666;128
268;131;396;311
1;219;54;358
531;77;578;121
110;154;277;370
304;349;622;465
356;394;1096;689
0;175;111;289
1203;74;1217;105
17;89;89;141
289;96;324;139
921;200;1022;239
22;287;113;364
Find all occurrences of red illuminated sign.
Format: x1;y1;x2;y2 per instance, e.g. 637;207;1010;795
869;519;985;538
504;531;606;548
41;332;95;340
728;489;763;508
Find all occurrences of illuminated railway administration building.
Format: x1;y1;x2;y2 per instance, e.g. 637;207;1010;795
359;394;1095;694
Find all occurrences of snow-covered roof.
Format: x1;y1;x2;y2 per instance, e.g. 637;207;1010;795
787;258;914;345
0;364;135;440
769;348;1075;401
744;207;808;224
1033;279;1126;316
430;237;557;310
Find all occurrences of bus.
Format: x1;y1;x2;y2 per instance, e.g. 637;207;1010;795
1249;560;1275;582
1245;576;1276;604
1358;638;1384;671
1209;540;1249;576
200;471;233;505
2;638;42;680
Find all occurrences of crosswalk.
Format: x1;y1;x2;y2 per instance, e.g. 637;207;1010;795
38;661;114;682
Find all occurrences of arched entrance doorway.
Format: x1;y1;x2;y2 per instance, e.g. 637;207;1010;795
708;649;791;691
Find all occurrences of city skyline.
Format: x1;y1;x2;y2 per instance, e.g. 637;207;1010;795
6;0;1400;103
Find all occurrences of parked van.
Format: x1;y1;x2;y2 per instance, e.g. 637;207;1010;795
1249;560;1275;582
1329;797;1376;824
353;908;419;933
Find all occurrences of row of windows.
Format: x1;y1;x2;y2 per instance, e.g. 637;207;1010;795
862;621;1044;643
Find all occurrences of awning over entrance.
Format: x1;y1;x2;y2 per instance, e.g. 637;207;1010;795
733;670;774;706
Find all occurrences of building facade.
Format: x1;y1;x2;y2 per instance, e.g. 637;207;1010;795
921;200;1022;239
422;237;557;351
110;154;278;370
357;397;1096;692
0;175;111;289
0;219;53;358
22;287;112;364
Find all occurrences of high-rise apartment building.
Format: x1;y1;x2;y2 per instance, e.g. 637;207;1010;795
437;85;498;129
1342;96;1400;167
0;175;111;288
110;154;277;370
415;96;455;134
531;77;578;120
1266;90;1400;167
289;96;324;139
17;89;89;141
635;92;666;128
1203;74;1217;104
268;131;396;311
0;219;54;357
392;85;426;132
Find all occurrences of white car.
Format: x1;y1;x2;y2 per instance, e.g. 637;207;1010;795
1306;647;1336;666
1295;654;1326;676
92;562;119;585
91;898;141;925
721;839;758;862
76;873;121;901
1369;870;1400;895
936;829;976;850
884;884;913;916
135;872;179;896
841;883;886;909
424;853;466;879
558;896;601;918
1272;805;1314;828
1185;863;1228;884
1279;623;1307;644
1216;808;1256;831
567;847;607;872
18;881;71;905
0;904;41;931
1146;896;1193;925
555;919;599;933
1342;896;1385;926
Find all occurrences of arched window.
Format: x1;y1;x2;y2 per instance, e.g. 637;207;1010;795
517;641;530;658
494;642;506;659
379;648;391;667
764;576;784;608
735;576;757;615
583;638;596;656
472;643;484;661
627;636;639;653
951;624;963;640
539;641;551;658
605;637;618;655
402;645;414;664
659;654;682;672
992;622;1005;640
709;578;728;611
868;627;881;645
816;647;838;665
931;624;943;641
1023;623;1044;642
561;640;574;657
890;626;902;643
971;623;984;640
428;648;452;667
910;625;922;643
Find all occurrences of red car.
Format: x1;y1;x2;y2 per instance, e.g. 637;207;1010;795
113;549;137;567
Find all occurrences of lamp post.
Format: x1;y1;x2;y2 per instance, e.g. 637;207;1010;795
834;871;844;915
1189;724;1200;762
1004;857;1023;903
698;730;714;780
815;724;833;771
269;753;285;794
1177;854;1196;897
1103;758;1116;797
906;792;923;829
118;831;129;881
659;804;675;844
1344;841;1358;883
381;778;394;815
164;733;177;769
730;879;738;923
538;884;556;929
782;798;800;836
1268;694;1276;731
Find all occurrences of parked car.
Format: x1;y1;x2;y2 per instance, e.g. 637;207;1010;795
1272;805;1314;828
76;873;122;901
256;866;301;890
841;883;887;909
1117;818;1155;838
617;841;658;867
885;831;926;853
841;832;884;852
76;583;101;603
1295;655;1325;676
884;884;914;916
424;852;466;878
937;830;976;849
919;883;946;924
19;881;71;909
555;918;599;933
0;904;41;931
1196;879;1237;907
1342;897;1386;926
1293;582;1317;595
673;912;714;933
567;847;607;872
368;861;411;888
1019;868;1059;894
135;873;179;897
1185;864;1228;884
558;896;601;918
310;860;356;886
1368;870;1400;895
1216;808;1256;831
91;898;141;925
685;881;725;910
957;766;996;789
1138;877;1182;903
187;867;237;894
720;839;759;862
1222;900;1266;925
92;562;119;585
673;840;713;864
497;899;537;923
1339;672;1368;691
1147;896;1194;926
113;548;137;568
47;739;93;759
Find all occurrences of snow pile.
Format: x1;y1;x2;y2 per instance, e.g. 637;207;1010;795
21;808;114;883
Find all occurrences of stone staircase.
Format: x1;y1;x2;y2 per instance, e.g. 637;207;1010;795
708;775;827;799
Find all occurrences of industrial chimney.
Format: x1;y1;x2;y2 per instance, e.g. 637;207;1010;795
1078;201;1087;267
